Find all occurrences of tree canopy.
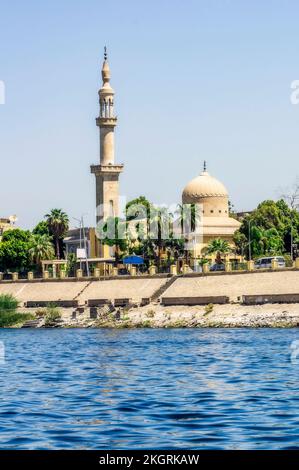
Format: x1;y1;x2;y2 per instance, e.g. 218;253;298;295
234;199;299;258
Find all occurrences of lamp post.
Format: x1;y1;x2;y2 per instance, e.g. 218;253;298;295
248;218;252;261
73;215;90;277
291;216;293;261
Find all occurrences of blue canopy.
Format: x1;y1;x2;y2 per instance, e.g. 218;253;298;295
123;255;144;265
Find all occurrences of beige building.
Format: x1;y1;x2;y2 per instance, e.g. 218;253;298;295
91;48;123;258
182;163;241;261
0;217;15;240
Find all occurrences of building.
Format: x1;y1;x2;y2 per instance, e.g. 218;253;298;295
182;163;241;261
88;50;240;268
0;217;16;240
64;227;100;258
91;48;124;258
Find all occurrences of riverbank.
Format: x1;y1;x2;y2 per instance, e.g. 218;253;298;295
1;270;299;328
13;302;299;328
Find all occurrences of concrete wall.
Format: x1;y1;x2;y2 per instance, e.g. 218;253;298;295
163;271;299;302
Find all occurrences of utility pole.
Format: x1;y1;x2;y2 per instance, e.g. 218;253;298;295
290;215;293;261
81;215;90;277
248;219;251;261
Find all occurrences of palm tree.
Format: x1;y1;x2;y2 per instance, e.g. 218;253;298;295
45;209;69;259
29;234;55;266
206;239;231;264
149;206;172;267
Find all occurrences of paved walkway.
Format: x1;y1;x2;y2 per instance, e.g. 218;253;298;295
163;271;299;301
0;278;167;304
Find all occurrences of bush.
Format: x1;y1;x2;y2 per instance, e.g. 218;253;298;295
35;308;47;318
146;309;155;318
284;254;293;267
0;294;19;311
0;311;34;327
44;306;62;326
204;303;214;315
0;293;34;327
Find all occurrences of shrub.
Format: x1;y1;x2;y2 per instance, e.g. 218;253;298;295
0;294;19;311
204;303;214;315
284;254;293;268
146;309;155;318
0;311;34;327
44;306;62;326
35;308;47;318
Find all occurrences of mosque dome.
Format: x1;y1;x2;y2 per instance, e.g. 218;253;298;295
182;170;228;203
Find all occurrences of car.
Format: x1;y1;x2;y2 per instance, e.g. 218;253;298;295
210;263;225;272
254;256;286;269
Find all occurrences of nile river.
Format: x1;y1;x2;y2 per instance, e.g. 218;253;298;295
0;328;298;449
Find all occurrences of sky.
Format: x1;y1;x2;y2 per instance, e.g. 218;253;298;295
1;0;299;229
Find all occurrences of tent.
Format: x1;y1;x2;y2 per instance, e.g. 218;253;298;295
122;255;144;265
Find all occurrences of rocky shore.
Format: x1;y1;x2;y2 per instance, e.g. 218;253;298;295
17;302;299;328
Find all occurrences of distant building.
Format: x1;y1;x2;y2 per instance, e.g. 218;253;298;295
236;211;253;220
0;217;14;240
64;227;100;259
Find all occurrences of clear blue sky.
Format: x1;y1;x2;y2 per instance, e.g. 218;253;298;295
1;0;299;229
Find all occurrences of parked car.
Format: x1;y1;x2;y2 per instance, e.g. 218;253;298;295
254;256;286;269
210;263;225;272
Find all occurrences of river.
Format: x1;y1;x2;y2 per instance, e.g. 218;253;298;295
0;328;298;449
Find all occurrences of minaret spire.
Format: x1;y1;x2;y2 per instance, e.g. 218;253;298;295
104;45;107;61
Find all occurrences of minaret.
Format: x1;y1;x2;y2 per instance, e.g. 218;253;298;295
91;48;124;255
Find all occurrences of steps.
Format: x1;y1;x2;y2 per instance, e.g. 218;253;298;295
151;275;178;302
21;319;43;328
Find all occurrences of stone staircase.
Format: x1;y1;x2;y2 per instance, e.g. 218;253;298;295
151;275;178;303
21;319;43;328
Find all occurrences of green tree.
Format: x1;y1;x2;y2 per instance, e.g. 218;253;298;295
45;209;69;259
32;221;50;236
206;239;231;263
0;229;32;272
101;216;128;262
29;234;55;267
126;196;151;221
234;199;299;259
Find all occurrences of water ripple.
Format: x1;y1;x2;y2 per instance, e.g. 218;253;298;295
0;328;298;449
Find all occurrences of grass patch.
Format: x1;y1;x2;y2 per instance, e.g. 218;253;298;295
0;311;34;327
44;306;62;326
35;308;47;318
204;303;214;315
0;293;32;327
146;309;155;318
0;293;19;311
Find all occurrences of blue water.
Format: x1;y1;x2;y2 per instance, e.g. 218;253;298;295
0;328;299;449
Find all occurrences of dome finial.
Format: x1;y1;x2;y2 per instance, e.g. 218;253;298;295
203;160;207;172
101;46;111;84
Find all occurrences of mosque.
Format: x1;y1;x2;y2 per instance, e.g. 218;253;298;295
90;50;241;265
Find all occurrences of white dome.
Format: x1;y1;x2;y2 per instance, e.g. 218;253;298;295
182;170;228;203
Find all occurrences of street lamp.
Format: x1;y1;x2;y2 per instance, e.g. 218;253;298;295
248;218;252;261
73;215;90;277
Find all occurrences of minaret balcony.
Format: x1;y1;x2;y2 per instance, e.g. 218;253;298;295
96;116;117;127
90;163;124;176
